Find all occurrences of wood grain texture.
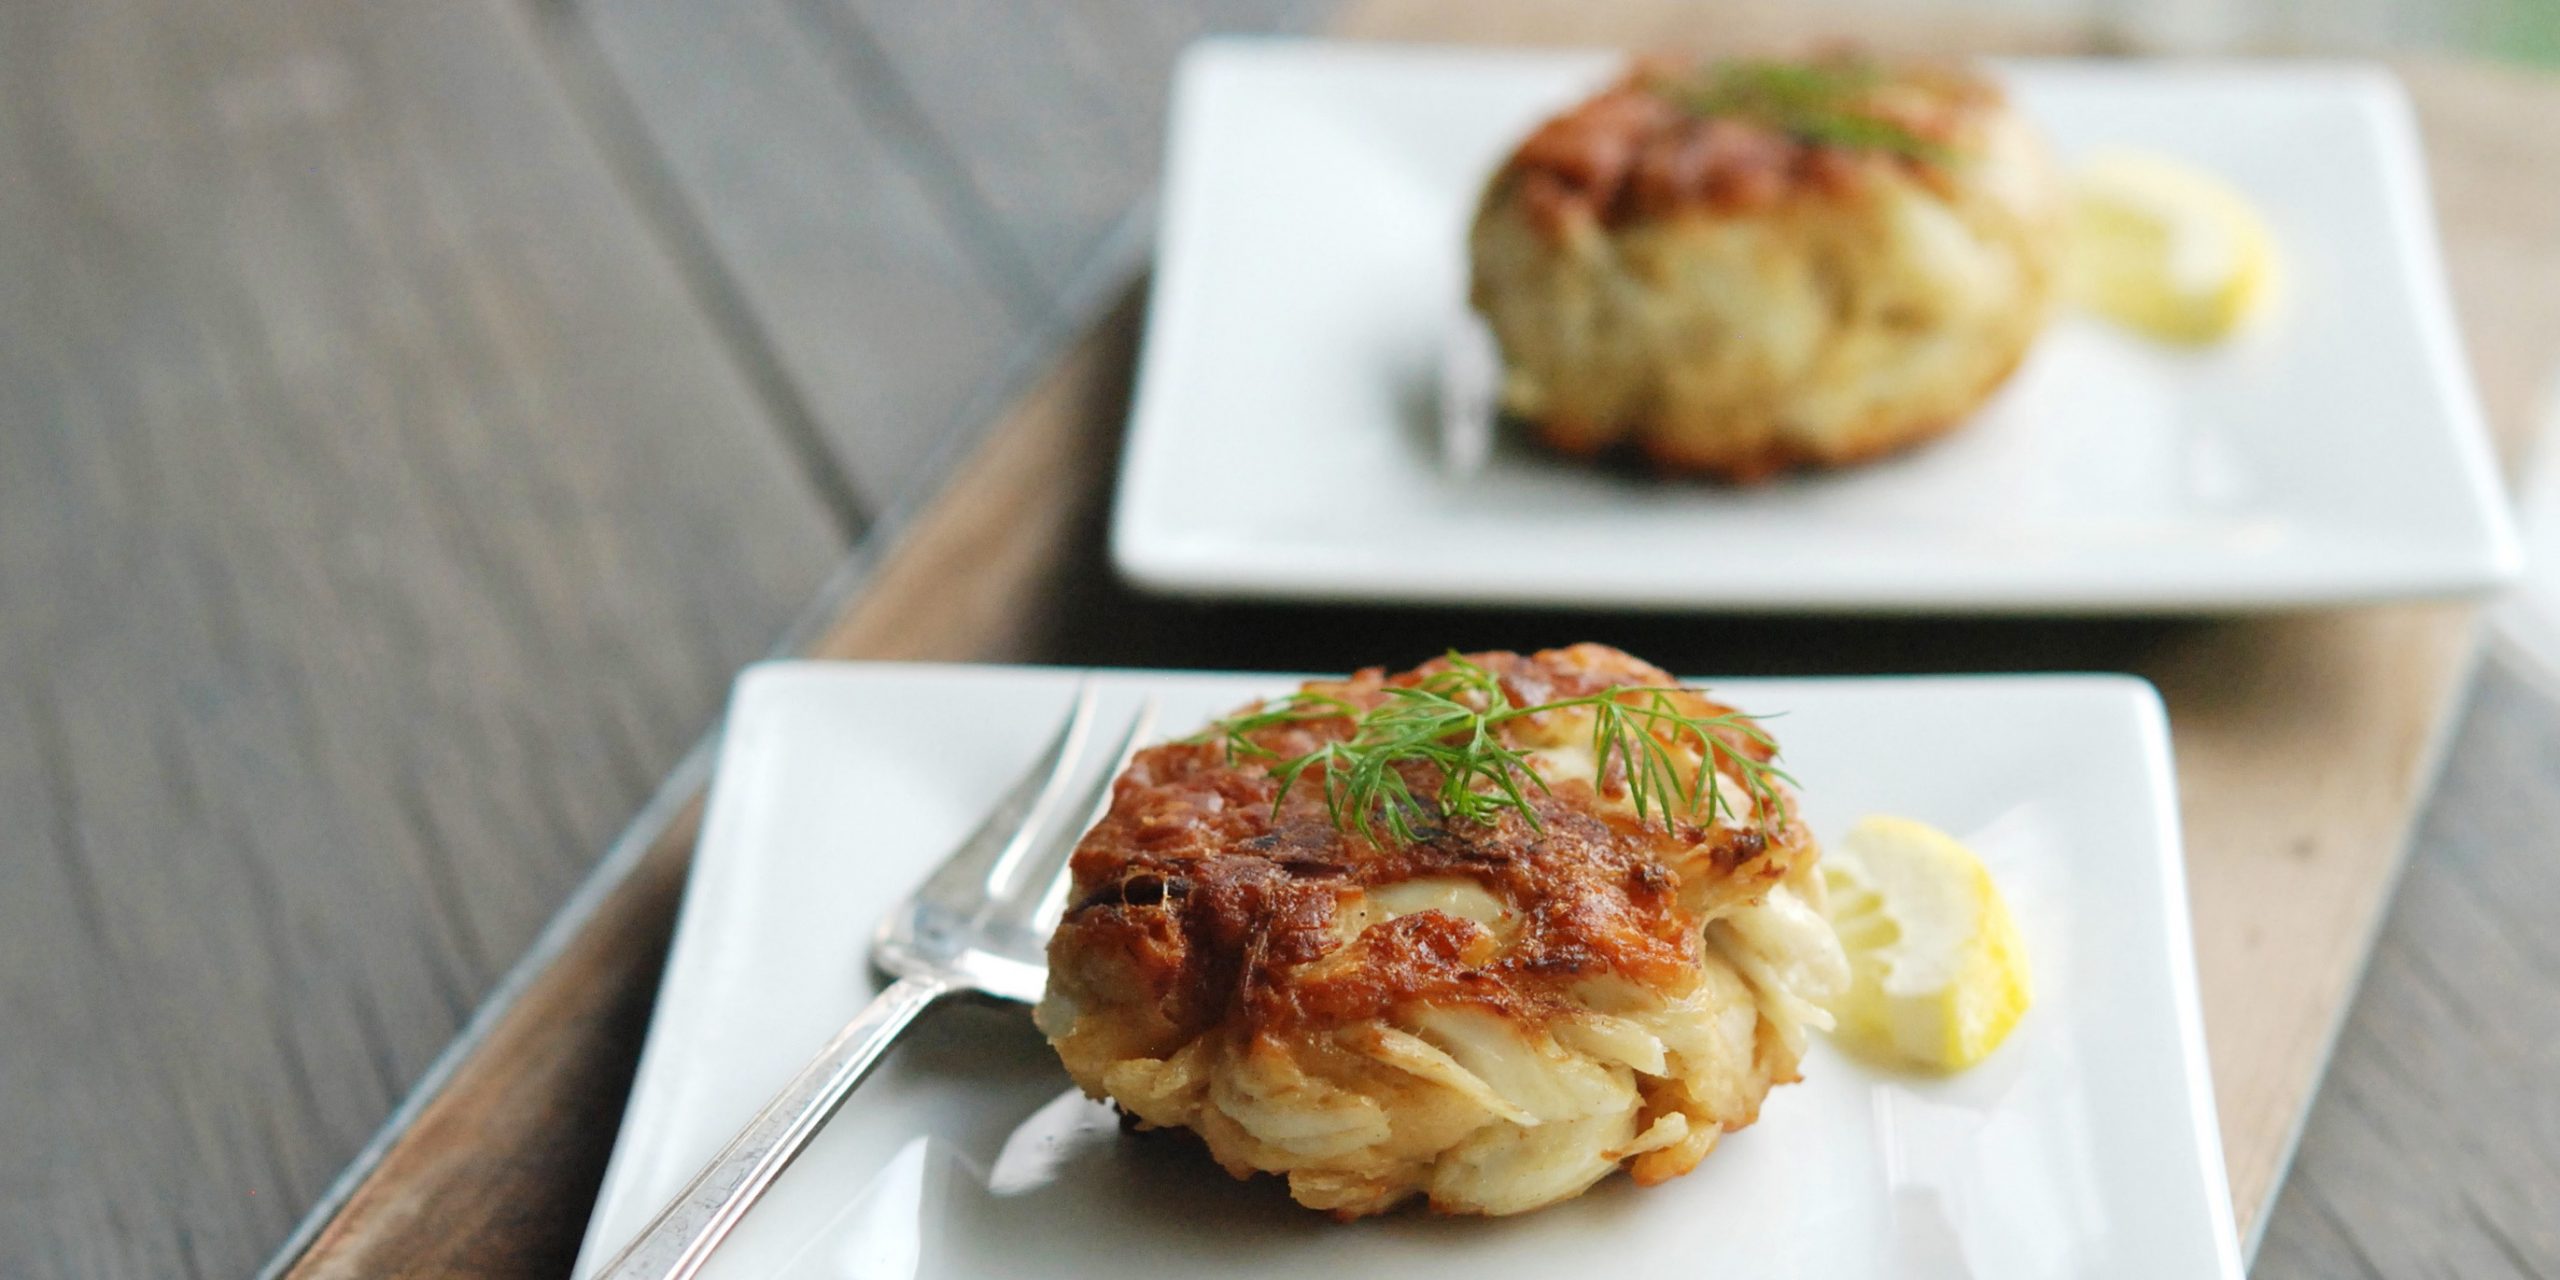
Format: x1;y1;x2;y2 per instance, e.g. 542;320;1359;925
825;0;1335;298
566;0;1041;512
2255;658;2560;1279
0;0;843;1275
272;308;1156;1279
571;0;1326;514
283;802;705;1280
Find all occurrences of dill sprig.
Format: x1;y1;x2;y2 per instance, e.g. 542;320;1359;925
1203;653;1792;847
1655;58;1945;161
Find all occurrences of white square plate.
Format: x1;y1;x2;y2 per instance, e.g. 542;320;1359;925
1110;41;2519;613
575;661;2243;1278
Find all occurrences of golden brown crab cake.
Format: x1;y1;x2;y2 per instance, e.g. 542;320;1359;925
1468;56;2062;481
1035;644;1846;1218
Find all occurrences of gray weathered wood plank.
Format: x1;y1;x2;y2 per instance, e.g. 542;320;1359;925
819;0;1320;296
2255;655;2560;1278
0;0;842;1274
567;0;1329;513
793;0;1331;318
568;0;1050;510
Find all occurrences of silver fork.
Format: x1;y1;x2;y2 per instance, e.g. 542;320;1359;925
595;682;1156;1280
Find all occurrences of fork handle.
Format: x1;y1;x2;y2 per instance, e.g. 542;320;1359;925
592;974;953;1280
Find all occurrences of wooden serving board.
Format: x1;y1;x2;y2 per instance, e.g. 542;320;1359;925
274;6;2560;1277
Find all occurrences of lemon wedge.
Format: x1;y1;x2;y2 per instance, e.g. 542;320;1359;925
2064;150;2278;343
1821;815;2030;1071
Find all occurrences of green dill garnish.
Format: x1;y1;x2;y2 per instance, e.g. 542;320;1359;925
1200;653;1791;847
1654;58;1945;161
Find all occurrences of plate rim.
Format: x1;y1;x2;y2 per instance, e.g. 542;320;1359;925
574;658;2243;1278
1108;38;2522;616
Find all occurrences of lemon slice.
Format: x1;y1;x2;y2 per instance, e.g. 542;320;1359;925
1821;815;2030;1071
2064;150;2278;343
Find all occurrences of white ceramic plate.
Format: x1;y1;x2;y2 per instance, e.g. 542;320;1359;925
1109;41;2519;613
574;661;2242;1279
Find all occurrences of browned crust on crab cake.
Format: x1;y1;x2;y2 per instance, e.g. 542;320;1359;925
1468;56;2062;483
1496;56;2003;235
1038;644;1839;1218
1060;647;1798;1038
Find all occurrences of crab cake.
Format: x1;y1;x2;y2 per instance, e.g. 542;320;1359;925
1035;645;1846;1218
1468;56;2062;481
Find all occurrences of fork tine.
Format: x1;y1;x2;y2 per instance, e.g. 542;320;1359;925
917;681;1099;910
1005;697;1158;931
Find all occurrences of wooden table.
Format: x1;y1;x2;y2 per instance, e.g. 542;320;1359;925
1;2;2553;1277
